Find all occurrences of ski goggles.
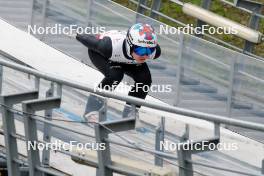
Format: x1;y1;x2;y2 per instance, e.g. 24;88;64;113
134;46;156;56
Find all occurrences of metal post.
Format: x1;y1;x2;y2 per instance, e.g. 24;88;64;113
85;0;94;65
86;0;94;27
177;138;219;176
29;0;35;34
136;0;147;22
174;32;184;106
227;57;238;117
234;0;263;53
42;83;55;166
150;0;161;19
214;122;220;138
1;101;20;176
96;100;107;176
22;97;61;176
155;116;165;166
180;124;190;142
0;91;38;176
200;0;212;10
40;0;48;41
136;0;147;14
94;124;112;176
99;98;107;122
244;11;262;53
132;105;141;129
95;113;135;175
177;147;193;176
0;66;3;94
34;76;40;93
23;108;42;176
196;0;212;37
130;104;136;118
261;159;264;174
56;83;62;97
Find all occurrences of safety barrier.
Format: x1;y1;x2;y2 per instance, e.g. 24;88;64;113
27;0;264;121
0;50;263;176
0;0;263;175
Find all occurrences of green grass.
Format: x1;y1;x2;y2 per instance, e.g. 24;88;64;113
113;0;264;58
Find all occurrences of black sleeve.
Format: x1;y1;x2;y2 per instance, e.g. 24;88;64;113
76;34;112;58
154;44;161;59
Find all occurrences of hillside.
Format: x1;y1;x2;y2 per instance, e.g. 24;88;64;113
114;0;264;58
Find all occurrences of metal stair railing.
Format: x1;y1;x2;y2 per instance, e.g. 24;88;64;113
0;50;263;176
0;91;39;176
28;0;264;116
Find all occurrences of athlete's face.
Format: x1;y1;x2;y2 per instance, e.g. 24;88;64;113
132;52;150;63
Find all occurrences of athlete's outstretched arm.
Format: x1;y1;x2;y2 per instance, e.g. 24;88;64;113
76;34;112;58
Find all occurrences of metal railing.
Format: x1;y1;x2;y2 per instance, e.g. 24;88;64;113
0;49;264;176
132;0;264;58
19;0;264;141
118;0;264;111
28;0;263;60
0;0;263;175
1;0;262;144
220;0;264;19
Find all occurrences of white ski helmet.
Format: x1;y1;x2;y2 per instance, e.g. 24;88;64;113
125;23;157;56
